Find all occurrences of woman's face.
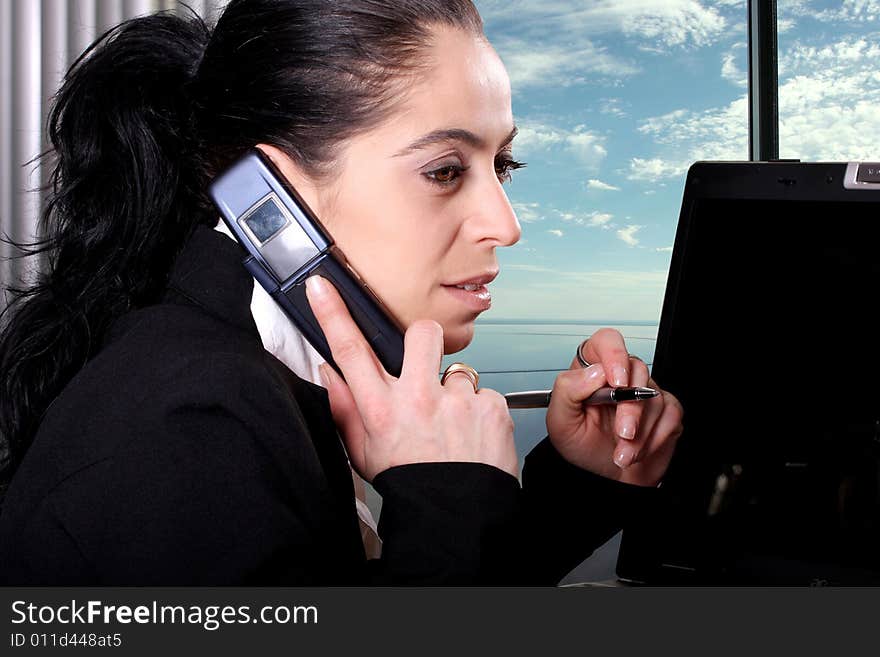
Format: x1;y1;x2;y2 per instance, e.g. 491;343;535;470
268;26;521;354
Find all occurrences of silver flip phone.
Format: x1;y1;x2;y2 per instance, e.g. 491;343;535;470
209;149;405;377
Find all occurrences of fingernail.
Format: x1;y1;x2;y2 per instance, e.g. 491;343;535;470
318;363;331;387
614;444;637;469
585;363;604;380
305;275;329;298
618;417;636;440
612;364;628;387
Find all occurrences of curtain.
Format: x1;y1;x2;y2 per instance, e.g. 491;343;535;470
0;0;224;309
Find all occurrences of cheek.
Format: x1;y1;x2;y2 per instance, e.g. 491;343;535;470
338;229;476;354
321;172;468;338
328;212;442;322
362;249;440;325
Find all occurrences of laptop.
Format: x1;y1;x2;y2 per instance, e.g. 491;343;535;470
615;161;880;586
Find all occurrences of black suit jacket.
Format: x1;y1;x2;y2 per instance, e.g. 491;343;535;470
0;226;654;585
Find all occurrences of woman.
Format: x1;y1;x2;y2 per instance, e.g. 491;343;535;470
0;0;682;584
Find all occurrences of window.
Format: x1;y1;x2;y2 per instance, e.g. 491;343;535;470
446;1;751;460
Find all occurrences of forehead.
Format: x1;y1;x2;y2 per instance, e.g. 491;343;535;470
368;27;514;150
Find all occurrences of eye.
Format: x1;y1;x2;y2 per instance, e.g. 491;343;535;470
495;155;526;184
423;164;468;187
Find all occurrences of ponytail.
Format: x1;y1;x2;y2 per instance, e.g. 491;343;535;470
0;12;211;501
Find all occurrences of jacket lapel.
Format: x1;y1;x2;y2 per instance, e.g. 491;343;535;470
166;225;365;562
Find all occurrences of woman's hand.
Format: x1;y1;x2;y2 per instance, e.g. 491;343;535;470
305;275;518;482
546;328;683;487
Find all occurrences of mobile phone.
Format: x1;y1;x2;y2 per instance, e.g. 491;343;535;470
208;149;405;377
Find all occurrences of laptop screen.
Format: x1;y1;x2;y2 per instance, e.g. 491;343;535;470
616;162;880;585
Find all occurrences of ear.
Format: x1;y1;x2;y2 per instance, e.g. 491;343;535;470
255;143;324;215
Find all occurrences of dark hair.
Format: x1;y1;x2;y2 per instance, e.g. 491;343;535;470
0;0;484;502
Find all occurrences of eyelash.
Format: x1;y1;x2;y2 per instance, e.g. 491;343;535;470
496;156;527;183
423;156;527;188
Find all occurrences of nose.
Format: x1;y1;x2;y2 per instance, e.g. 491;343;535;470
467;175;521;248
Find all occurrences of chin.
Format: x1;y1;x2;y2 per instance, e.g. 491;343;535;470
442;322;476;355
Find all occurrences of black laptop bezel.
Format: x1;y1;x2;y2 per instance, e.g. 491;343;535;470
615;160;880;585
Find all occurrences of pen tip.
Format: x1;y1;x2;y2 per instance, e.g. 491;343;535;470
635;387;659;399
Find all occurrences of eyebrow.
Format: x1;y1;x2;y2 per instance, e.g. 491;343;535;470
394;125;519;157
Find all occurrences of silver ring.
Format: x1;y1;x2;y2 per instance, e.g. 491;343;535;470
577;344;642;368
576;341;591;368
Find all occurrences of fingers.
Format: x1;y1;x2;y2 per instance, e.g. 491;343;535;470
399;320;444;389
617;387;683;471
613;387;663;468
614;355;651;442
306;277;517;482
475;388;519;476
305;275;388;405
552;363;608;422
576;328;650;448
442;371;480;395
579;328;631;387
318;362;369;476
639;390;684;457
626;391;684;483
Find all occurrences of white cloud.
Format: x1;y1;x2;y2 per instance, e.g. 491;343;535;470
626;34;880;181
547;229;564;237
586;179;621;192
617;225;643;247
636;102;749;148
511;201;543;223
779;37;880;76
476;0;738;91
588;212;614;227
599;97;628;118
777;36;880;159
622;0;726;48
558;210;614;228
627;157;691;183
477;0;728;49
514;120;608;168
816;0;880;22
776;0;815;23
721;42;748;87
626;97;749;182
777;17;798;33
655;246;674;253
495;39;638;90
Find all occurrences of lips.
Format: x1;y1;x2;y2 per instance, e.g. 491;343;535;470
442;270;497;313
445;271;499;288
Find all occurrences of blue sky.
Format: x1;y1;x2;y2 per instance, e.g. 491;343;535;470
473;0;880;321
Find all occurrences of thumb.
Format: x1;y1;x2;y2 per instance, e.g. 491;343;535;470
319;363;369;477
547;363;610;458
551;363;607;420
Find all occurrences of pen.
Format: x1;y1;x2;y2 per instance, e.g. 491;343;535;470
504;386;658;409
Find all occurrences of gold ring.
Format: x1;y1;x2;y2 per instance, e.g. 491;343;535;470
441;362;480;392
576;340;591;368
